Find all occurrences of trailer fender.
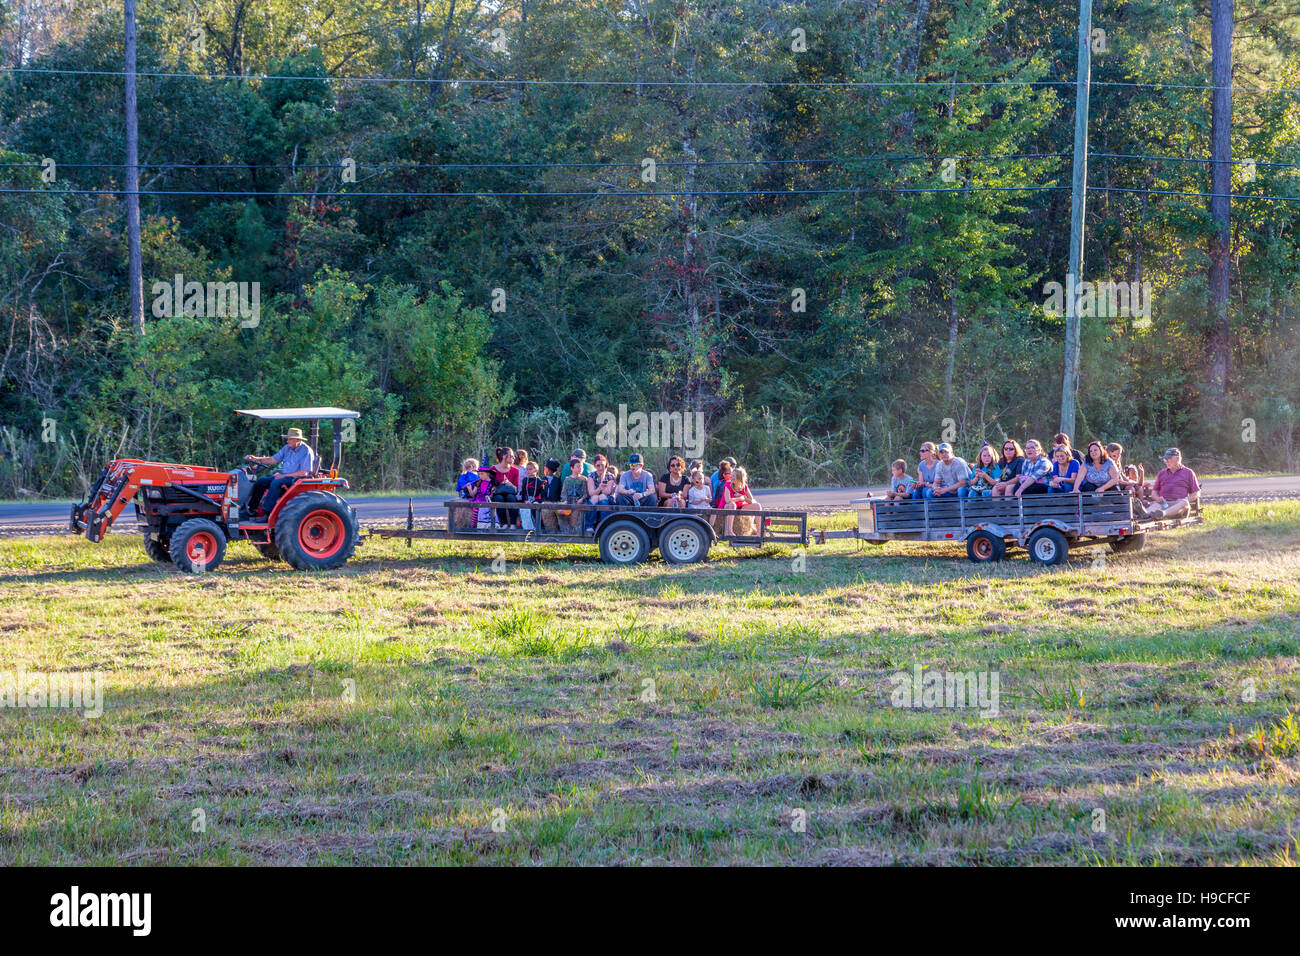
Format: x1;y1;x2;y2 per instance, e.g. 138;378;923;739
964;522;1012;542
594;509;716;544
1023;518;1073;544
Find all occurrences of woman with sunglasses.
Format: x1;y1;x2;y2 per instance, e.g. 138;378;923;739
990;440;1026;496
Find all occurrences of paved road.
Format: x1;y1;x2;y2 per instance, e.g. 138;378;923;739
6;473;1299;534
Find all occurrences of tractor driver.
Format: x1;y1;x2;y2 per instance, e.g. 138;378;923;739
244;427;319;516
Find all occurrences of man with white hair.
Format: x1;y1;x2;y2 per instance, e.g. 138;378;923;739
1146;447;1199;520
245;426;319;515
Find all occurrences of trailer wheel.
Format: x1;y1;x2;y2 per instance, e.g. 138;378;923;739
143;534;171;562
966;530;1006;564
1027;527;1069;566
170;518;227;573
659;519;711;564
1110;532;1147;553
598;520;651;565
275;492;357;570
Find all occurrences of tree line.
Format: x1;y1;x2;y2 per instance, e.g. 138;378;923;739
1;0;1297;498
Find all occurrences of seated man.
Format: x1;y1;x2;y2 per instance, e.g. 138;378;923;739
616;454;657;507
245;427;319;516
1146;447;1199;520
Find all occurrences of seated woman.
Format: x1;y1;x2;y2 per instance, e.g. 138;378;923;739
1077;441;1120;493
912;442;940;499
686;469;713;509
658;456;689;507
585;464;619;532
991;440;1025;496
721;465;760;535
967;444;999;497
489;446;521;527
560;456;590;534
1013;440;1053;496
1046;445;1080;493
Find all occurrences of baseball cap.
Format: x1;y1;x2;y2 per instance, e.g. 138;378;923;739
627;453;644;467
1162;447;1181;459
572;448;587;460
937;442;952;453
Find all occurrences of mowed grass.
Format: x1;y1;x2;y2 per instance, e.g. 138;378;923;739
1;501;1299;865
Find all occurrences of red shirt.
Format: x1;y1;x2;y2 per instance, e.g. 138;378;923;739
491;465;520;487
1153;465;1199;501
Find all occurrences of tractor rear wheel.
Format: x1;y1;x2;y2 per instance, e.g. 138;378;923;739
143;534;171;562
274;492;357;570
170;518;227;573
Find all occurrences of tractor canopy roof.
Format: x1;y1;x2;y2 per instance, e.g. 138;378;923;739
236;407;359;420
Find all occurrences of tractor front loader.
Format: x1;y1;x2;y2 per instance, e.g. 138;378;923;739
71;407;361;574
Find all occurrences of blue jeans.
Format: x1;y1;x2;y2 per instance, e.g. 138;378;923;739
915;487;935;499
260;475;297;514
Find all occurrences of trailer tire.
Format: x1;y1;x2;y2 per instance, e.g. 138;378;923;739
144;534;171;562
659;519;711;564
598;520;651;566
1027;527;1069;566
170;518;227;573
275;492;357;570
1110;532;1147;553
966;530;1006;564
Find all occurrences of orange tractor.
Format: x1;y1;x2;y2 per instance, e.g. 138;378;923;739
71;407;360;573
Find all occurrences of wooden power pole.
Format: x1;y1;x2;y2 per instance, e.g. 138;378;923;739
125;0;144;335
1060;0;1092;438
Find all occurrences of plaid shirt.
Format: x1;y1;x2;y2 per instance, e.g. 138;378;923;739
1020;455;1052;483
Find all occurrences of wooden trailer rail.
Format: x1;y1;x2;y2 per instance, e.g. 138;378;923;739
365;499;809;564
851;492;1203;565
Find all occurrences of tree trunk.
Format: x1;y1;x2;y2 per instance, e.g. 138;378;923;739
124;0;144;336
1205;0;1234;425
943;279;957;402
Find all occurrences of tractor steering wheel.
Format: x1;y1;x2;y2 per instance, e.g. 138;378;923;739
241;457;273;475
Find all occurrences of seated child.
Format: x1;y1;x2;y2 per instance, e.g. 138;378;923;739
686;469;713;509
967;445;998;497
518;459;546;531
886;459;913;500
468;466;494;528
454;458;481;529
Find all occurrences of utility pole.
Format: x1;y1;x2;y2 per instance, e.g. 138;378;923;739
1060;0;1092;437
125;0;144;335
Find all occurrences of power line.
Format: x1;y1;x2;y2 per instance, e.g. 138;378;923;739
0;65;1074;88
0;152;1069;172
6;64;1299;95
0;184;1070;198
1090;185;1300;202
1092;151;1300;170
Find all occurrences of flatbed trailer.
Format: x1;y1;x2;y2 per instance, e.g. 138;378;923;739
367;499;809;565
847;492;1203;564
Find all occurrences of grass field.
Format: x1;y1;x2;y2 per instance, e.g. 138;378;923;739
2;501;1299;865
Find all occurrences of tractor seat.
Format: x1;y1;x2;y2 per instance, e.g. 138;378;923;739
230;469;253;508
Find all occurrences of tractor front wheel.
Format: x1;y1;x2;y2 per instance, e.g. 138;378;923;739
144;534;171;562
274;492;357;570
170;518;227;574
